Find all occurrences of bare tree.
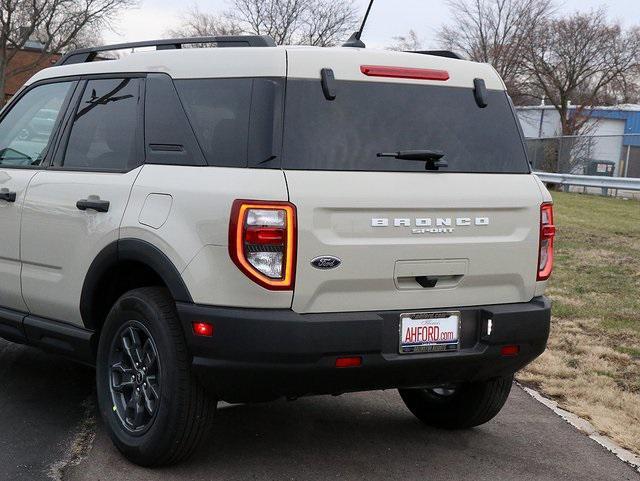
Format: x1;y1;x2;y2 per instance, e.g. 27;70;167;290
523;10;640;136
225;0;308;45
0;0;137;106
388;30;423;52
578;27;640;106
223;0;359;46
299;0;359;47
438;0;554;102
166;5;242;38
596;73;640;105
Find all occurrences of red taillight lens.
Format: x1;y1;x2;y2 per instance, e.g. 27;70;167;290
244;226;286;245
229;200;296;290
537;203;555;281
360;65;450;81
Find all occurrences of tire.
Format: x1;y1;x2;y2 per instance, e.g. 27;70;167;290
96;287;215;467
398;376;513;429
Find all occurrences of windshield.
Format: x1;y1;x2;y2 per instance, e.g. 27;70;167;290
282;79;529;173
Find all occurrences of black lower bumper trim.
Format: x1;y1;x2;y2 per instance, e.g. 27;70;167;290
177;297;551;403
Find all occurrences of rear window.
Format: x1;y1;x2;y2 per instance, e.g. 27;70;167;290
282;80;529;173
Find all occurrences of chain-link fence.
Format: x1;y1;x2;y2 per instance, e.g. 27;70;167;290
525;134;640;197
525;134;640;176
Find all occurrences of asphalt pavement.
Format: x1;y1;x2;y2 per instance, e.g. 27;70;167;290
1;339;638;481
0;339;94;481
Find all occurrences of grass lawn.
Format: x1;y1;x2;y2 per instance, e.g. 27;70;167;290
517;191;640;454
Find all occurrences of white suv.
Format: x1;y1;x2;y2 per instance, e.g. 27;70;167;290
0;36;554;467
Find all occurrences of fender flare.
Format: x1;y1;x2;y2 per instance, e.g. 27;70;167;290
80;238;192;329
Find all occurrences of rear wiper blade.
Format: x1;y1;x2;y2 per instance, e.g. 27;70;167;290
377;149;448;170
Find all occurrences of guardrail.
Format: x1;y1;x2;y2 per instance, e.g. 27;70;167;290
534;172;640;191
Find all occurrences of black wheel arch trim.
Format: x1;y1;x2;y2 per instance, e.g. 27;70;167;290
80;238;193;330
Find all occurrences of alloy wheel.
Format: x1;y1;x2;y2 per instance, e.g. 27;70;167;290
108;321;162;434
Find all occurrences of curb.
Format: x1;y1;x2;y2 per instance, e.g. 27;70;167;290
517;383;640;473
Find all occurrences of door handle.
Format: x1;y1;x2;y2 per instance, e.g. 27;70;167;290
76;197;110;213
0;189;16;202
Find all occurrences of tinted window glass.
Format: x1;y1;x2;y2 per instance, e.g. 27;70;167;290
63;78;142;170
144;74;206;166
282;80;529;173
174;79;252;167
247;79;284;168
0;82;73;167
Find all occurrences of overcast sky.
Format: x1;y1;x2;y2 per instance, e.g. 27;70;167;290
103;0;640;49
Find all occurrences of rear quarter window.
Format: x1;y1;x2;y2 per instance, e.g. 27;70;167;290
175;79;252;168
174;78;283;168
282;79;530;173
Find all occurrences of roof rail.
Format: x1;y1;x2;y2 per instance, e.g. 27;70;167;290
410;50;463;60
56;35;277;66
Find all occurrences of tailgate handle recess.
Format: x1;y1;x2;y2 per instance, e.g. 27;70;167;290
415;276;438;288
394;259;468;290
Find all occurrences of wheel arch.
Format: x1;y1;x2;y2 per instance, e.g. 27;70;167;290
80;238;192;331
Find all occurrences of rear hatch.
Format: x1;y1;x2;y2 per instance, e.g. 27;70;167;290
283;48;544;314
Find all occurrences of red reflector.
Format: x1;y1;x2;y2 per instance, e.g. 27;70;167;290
335;356;362;368
244;226;285;245
500;345;519;357
192;322;214;337
360;65;450;81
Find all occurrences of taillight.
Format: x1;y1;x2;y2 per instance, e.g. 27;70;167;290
537;203;555;281
229;200;296;290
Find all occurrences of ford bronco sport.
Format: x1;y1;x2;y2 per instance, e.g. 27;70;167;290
0;35;553;466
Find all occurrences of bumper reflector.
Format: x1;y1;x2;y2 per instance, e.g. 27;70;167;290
500;345;519;357
335;356;362;368
193;322;214;337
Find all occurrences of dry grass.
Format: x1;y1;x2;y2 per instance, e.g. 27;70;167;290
516;191;640;455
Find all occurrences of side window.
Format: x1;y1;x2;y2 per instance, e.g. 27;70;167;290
63;78;143;171
174;79;252;167
0;82;73;167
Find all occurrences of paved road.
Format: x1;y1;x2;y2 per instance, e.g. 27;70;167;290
0;339;94;481
1;340;638;481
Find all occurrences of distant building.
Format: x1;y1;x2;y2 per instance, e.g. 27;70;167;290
517;104;640;178
3;41;60;102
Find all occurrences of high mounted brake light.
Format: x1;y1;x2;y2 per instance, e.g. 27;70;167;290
537;203;555;281
229;200;296;290
360;65;450;81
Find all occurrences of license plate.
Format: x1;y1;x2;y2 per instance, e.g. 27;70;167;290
399;311;460;354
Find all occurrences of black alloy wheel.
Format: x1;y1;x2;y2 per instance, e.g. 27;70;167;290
109;321;161;434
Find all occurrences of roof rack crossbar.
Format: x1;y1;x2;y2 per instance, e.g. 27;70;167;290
410;50;463;60
57;35;277;66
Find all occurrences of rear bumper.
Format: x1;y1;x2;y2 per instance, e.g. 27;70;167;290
177;297;551;403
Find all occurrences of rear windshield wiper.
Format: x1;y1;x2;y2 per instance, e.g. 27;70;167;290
377;150;448;170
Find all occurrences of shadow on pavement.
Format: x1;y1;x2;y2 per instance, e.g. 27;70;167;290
66;386;639;481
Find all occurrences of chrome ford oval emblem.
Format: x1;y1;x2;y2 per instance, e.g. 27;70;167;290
311;256;341;270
